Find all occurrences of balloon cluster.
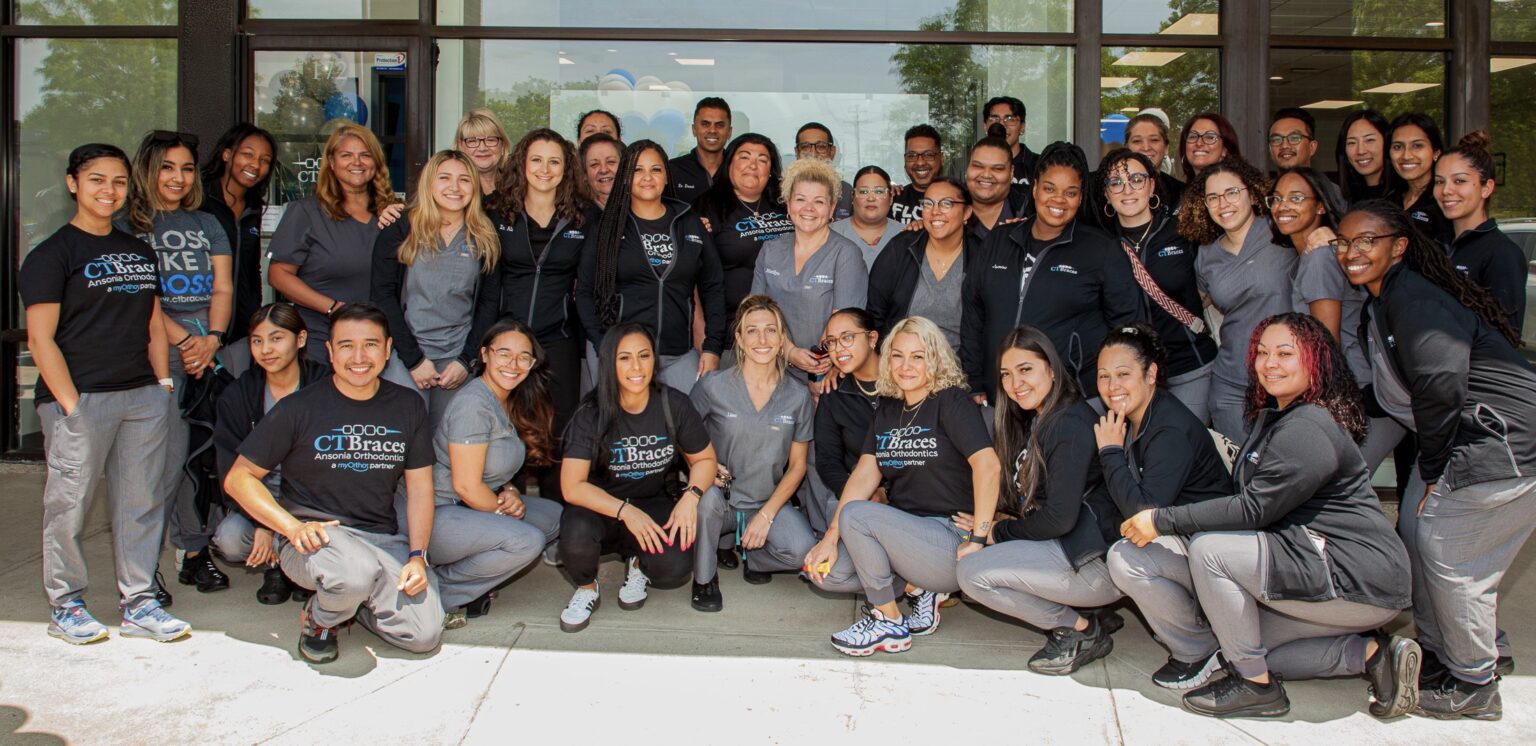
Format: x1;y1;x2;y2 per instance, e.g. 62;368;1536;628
593;68;750;154
265;52;370;132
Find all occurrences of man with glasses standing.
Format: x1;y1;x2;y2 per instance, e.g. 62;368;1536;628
982;96;1037;193
892;125;944;224
794;122;853;221
1269;108;1343;205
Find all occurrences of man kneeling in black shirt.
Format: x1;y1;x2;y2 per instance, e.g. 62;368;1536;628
225;303;440;663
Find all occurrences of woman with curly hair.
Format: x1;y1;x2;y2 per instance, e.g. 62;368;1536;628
1181;156;1296;443
1336;200;1536;720
1121;313;1415;720
803;317;1000;657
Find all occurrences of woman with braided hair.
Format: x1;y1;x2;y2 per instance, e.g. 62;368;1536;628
575;140;727;395
1336;199;1536;720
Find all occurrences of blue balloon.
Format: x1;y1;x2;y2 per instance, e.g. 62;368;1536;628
324;92;368;125
649;108;687;150
1100;113;1129;144
605;68;637;87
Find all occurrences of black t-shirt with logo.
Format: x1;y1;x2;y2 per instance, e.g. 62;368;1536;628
890;185;925;224
238;378;432;535
862;386;993;517
18;224;161;404
634;214;678;275
564;386;712;503
713;201;794;318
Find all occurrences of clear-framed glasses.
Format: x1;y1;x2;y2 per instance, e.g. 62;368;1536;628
491;349;537;368
1106;172;1151;194
1264;192;1312;209
1185;130;1221;145
795;141;833;155
820;331;867;350
1203;186;1248;207
920;198;968;212
855;187;889;197
985;114;1020;125
461;136;502;149
904;150;941;162
1268;133;1313;146
1329;233;1400;254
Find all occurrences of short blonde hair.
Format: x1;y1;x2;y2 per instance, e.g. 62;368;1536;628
455;108;511;171
780;157;841;206
876;316;968;398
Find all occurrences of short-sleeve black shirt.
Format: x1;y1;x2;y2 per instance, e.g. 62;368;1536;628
564;387;712;502
863;387;993;516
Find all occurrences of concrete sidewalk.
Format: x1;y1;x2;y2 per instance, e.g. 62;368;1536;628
1;463;1532;745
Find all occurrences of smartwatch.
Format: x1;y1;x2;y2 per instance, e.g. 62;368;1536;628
684;485;705;500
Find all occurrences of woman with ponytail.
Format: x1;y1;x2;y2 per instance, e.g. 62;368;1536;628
1436;130;1526;334
1335;200;1536;720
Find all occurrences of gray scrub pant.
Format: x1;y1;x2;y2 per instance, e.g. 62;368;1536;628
837;501;966;606
40;385;171;609
429;497;562;609
159;372;216;554
958;538;1122;631
1166;362;1214;427
585;344;701;395
212;510;261;564
382;352;463;433
1188;531;1398;680
1108;536;1217;663
1358;416;1407;475
1208;375;1250;446
800;440;840;534
1409;475;1536;685
277;525;443;654
694;486;818;583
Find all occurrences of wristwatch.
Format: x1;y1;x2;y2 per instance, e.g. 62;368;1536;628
684;485;705;500
408;548;430;567
208;330;226;343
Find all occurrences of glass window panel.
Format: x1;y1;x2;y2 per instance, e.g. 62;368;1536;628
247;0;417;20
14;38;178;449
436;40;1072;185
1493;0;1536;42
1099;47;1218;168
1269;0;1446;38
1269;49;1445;172
17;0;177;24
1487;57;1536;356
1101;1;1218;35
436;0;1071;32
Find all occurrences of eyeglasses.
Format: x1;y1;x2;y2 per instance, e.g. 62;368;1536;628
984;114;1021;124
461;136;502;149
795;141;833;155
1105;172;1150;193
855;187;890;197
491;350;537;368
1185;130;1221;145
820;331;868;350
904;150;941;162
1203;186;1248;207
920;198;969;212
1268;133;1313;146
1329;233;1401;254
149;130;200;151
1264;192;1312;208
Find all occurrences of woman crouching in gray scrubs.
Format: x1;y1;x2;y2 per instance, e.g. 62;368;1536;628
689;295;817;612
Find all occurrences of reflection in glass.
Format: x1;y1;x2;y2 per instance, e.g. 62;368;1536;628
1099;47;1219;160
436;0;1071;32
1269;0;1444;38
1489;58;1536;220
1493;0;1536;42
247;0;416;19
17;0;177;24
435;40;1072;185
1101;0;1217;35
1269;49;1446;170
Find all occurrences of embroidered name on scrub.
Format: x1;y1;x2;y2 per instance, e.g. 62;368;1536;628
609;434;675;480
874;425;940;468
313;424;409;470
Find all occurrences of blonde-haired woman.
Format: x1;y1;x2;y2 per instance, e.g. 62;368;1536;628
371;149;500;427
750;157;867;391
268;123;399;364
804;316;1001;656
455;108;510;197
689;295;817;612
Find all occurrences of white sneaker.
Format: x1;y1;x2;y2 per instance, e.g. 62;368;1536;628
618;557;649;610
542;540;563;567
560;585;600;633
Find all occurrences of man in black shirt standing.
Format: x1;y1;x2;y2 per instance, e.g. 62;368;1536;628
667;97;732;205
225;303;440;664
982;96;1038;194
891;124;944;224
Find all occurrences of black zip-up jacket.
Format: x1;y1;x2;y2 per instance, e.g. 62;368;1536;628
199;176;265;341
866;231;980;339
961;216;1143;396
666;150;714;206
1098;390;1231;516
369;218;488;371
993;400;1118;570
1365;262;1536;491
1154;403;1411;609
1113;210;1217;378
1405;187;1453;248
213;359;331;518
575;198;728;356
1157;172;1186;209
471;206;597;349
1449;219;1526;334
966;189;1030;243
814;374;882;497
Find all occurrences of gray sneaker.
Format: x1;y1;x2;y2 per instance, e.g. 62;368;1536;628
48;602;109;645
120;599;191;642
560;585;601;633
618;557;649;610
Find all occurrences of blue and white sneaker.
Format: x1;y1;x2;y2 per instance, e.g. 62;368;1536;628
120;599;191;642
48;602;109;645
831;605;912;657
904;588;946;636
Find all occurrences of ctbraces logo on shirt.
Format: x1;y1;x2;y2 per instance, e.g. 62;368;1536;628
84;253;158;293
873;425;939;469
313;424;408;471
684;234;703;244
772;414;795;426
1245;451;1260;465
609;434;674;479
1050;264;1078;275
1157;246;1184;257
808;274;834;285
563;230;585;239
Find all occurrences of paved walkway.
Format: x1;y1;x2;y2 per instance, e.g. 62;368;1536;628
0;464;1530;745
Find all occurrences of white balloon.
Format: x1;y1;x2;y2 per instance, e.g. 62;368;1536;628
635;75;665;91
664;80;692;93
599;73;633;90
599;79;633;92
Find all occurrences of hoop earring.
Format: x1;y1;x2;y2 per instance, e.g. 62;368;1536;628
1149;193;1161;211
1103;202;1116;218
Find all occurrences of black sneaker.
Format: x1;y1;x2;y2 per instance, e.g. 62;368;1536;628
291;585;314;603
1419;647;1450;691
1028;617;1114;676
1416;676;1502;721
1365;634;1421;719
256;567;292;605
178;551;230;592
743;568;772;585
153;570;174;608
298;603;339;664
691;578;723;612
465;591;494;618
1497;655;1514;677
1152;650;1225;690
1093;608;1125;636
716;548;740;570
1182;671;1291;718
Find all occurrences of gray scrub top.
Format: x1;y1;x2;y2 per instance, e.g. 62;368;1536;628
1289;245;1371;381
1196;217;1298;386
266;196;381;342
403;227;480;361
908;256;965;349
750;231;869;351
261;385;283;498
831;217;905;270
690;368;814;510
432;378;526;506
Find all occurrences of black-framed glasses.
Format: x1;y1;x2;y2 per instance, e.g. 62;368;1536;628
1106;172;1151;194
149;129;200;151
1203;186;1248;207
820;330;869;350
904;150;941;162
1264;192;1312;208
1268;133;1313;146
1329;233;1401;254
795;141;833;155
1185;130;1221;145
920;198;969;212
461;136;502;149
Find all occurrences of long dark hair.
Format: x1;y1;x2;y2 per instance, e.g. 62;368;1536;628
248;302;309;360
1335;109;1403;204
994;326;1081;513
201;123;277;212
1345;199;1520;346
1093;147;1173;233
1178;112;1242;182
479;318;557;467
696;133;785;227
1245;313;1366;441
592;140;669;329
582;323;664;480
1267;166;1343;248
489;128;590;227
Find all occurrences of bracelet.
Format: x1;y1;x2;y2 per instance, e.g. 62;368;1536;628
760;512;775;525
174;332;193;347
615;501;629;520
967;534;988;545
327;300;340;315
